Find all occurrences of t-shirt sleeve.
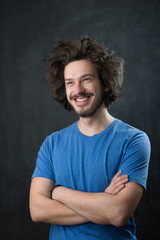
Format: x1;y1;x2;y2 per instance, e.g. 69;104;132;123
32;136;55;182
118;131;151;190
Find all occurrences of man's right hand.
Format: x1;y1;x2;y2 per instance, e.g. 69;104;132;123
105;170;129;195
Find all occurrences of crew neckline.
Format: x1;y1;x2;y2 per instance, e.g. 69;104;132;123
74;118;118;138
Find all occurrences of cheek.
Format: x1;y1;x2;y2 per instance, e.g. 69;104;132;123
65;89;72;100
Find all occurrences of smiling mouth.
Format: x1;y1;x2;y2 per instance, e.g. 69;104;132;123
71;93;93;102
72;94;93;104
75;97;89;102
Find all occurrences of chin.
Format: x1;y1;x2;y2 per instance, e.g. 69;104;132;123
75;108;98;118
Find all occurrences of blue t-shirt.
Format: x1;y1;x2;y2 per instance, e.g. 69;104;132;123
32;119;151;240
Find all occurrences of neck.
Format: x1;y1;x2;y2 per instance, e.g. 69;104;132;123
77;105;115;136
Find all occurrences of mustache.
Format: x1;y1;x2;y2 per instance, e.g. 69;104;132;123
70;92;93;100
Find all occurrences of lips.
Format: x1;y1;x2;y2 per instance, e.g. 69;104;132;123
72;95;93;105
75;97;89;102
71;93;93;102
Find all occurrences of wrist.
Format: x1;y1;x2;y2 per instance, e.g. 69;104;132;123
50;184;62;200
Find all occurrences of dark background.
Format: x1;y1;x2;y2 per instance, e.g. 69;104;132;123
1;0;160;239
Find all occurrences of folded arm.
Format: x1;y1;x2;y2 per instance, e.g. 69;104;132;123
52;181;143;226
29;171;128;226
29;177;88;225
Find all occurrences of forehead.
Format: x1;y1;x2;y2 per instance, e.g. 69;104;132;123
64;59;98;79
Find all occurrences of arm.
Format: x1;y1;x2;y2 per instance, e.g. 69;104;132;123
52;181;143;227
29;177;88;225
29;171;128;225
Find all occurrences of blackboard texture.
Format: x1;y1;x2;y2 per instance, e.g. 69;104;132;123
1;0;160;239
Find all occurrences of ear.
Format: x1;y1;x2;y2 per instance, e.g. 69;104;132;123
104;87;108;92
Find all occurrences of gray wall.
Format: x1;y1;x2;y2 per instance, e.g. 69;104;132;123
1;0;160;239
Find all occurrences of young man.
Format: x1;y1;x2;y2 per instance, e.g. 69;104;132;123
29;36;150;239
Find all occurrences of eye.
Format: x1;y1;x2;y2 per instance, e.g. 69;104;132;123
83;77;91;82
66;81;73;87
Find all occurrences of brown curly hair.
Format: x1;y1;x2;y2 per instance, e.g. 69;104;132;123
44;36;124;110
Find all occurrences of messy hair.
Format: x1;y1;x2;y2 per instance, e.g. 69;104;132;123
44;36;124;110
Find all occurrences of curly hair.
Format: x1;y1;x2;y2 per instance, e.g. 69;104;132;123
44;36;124;110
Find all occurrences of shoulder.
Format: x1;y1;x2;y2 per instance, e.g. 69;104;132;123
44;121;77;147
115;119;150;144
115;120;151;165
113;119;151;159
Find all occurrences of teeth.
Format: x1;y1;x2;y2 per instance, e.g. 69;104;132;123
76;98;87;102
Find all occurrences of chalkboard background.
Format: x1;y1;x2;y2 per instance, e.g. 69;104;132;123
1;0;160;239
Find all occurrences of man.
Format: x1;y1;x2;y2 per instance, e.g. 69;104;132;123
29;36;150;239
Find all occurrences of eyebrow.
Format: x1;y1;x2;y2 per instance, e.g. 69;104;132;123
65;73;96;81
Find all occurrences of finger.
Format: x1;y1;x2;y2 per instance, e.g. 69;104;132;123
114;176;129;187
113;174;128;184
114;177;129;188
108;178;128;194
112;170;122;180
112;184;126;195
105;178;128;194
106;175;128;191
104;187;110;193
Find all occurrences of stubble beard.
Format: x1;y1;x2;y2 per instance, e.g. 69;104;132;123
69;92;105;118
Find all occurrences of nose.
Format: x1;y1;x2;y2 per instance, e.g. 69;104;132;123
74;81;85;95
